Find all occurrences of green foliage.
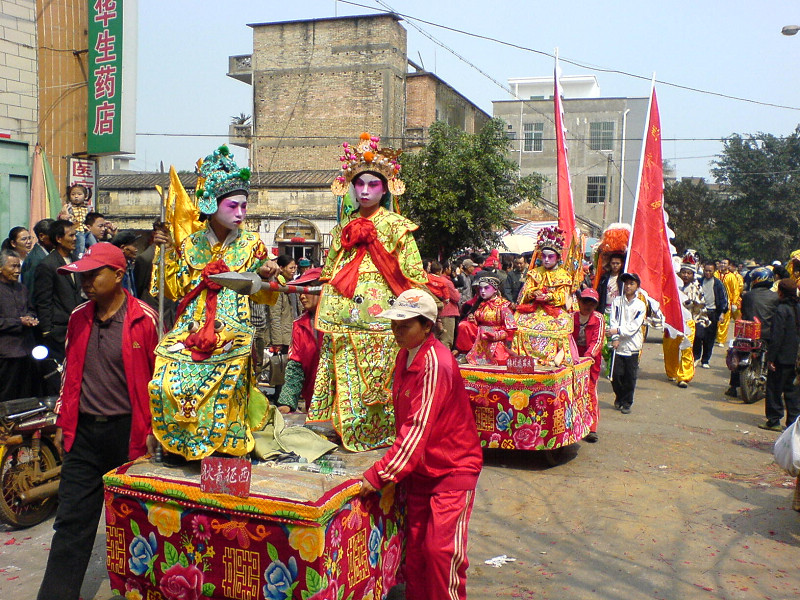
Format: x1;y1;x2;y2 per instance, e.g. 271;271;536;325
711;128;800;262
401;119;544;258
665;126;800;263
664;178;724;258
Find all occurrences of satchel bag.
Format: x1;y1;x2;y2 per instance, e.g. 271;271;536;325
773;418;800;477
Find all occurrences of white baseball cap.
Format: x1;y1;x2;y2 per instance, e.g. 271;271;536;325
378;289;437;322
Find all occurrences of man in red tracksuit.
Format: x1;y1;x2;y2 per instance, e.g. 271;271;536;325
571;287;606;443
360;289;483;600
37;243;159;600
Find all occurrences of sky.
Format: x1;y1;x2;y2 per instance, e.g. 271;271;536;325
131;0;800;180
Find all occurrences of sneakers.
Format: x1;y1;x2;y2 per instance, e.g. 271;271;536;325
677;381;688;388
614;400;622;410
701;363;710;369
724;386;739;398
757;421;784;432
667;376;677;382
620;407;632;414
717;342;725;348
585;431;599;443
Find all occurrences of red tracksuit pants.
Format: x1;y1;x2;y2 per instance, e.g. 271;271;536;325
403;488;476;600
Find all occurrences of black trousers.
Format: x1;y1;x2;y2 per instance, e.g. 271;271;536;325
611;352;639;409
693;315;719;365
37;415;131;600
765;364;800;427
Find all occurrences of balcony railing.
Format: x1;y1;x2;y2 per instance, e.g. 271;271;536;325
227;54;252;84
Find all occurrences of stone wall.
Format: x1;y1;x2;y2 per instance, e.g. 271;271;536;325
250;14;407;172
0;0;38;149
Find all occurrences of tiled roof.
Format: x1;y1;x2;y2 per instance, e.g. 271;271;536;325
98;170;339;191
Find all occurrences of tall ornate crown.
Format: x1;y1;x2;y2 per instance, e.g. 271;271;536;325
330;133;405;197
680;249;699;272
536;226;566;254
195;145;251;214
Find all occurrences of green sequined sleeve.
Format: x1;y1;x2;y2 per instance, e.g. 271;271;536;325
276;359;304;411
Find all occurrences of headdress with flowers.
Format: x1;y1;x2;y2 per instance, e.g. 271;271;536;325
195;145;251;215
536;226;566;255
331;133;404;200
680;249;699;273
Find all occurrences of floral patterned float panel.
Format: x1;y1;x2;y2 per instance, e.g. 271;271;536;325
461;358;593;451
104;452;404;600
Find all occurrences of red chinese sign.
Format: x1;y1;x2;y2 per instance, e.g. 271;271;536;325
68;158;97;210
200;456;252;498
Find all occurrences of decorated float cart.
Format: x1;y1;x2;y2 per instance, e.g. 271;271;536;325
461;358;594;465
103;446;404;600
457;226;595;465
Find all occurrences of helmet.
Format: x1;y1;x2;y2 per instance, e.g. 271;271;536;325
749;267;773;288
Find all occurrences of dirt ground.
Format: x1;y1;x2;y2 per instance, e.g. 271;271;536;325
2;330;799;599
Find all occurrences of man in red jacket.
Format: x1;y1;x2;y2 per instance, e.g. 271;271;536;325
571;288;606;442
360;288;483;600
37;242;159;600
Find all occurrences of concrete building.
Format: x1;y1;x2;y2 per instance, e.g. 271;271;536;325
95;13;491;262
493;76;649;234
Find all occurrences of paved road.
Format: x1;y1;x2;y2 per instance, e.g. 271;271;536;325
2;330;798;599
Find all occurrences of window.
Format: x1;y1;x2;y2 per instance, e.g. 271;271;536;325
523;122;544;152
590;121;614;151
586;176;607;204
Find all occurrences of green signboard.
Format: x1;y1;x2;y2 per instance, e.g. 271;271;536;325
87;0;137;156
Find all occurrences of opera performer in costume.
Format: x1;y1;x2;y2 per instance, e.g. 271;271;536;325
511;226;575;366
715;258;743;346
149;146;278;460
457;275;517;366
308;133;427;452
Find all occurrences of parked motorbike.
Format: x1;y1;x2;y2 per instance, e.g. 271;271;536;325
727;336;767;404
0;346;62;528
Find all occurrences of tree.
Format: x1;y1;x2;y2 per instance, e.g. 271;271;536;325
401;119;544;259
711;127;800;262
664;178;723;259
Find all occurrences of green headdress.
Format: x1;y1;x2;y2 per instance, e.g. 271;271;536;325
195;145;251;215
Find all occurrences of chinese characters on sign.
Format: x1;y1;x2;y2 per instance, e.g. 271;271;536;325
88;0;136;155
200;456;252;498
68;158;98;210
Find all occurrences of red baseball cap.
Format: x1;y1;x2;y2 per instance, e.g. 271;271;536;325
58;242;127;274
579;288;600;303
294;267;322;285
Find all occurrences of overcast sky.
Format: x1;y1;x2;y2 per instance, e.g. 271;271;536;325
131;0;800;180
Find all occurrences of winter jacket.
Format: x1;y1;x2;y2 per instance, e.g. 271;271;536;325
741;286;779;341
55;290;159;459
766;300;800;366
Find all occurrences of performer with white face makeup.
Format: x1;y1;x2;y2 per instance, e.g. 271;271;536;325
309;133;427;452
461;275;517;366
149;145;279;460
511;226;576;366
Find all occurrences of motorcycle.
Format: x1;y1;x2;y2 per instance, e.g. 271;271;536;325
0;346;62;528
727;335;768;404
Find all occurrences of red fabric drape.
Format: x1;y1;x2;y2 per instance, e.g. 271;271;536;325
515;299;561;318
330;217;414;298
175;260;230;359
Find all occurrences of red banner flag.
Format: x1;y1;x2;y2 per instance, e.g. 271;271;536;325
626;89;685;337
554;60;576;250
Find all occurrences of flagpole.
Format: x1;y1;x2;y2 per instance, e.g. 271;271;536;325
624;73;656;273
158;165;167;338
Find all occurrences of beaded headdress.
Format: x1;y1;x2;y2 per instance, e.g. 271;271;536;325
680;250;699;273
195;145;251;215
536;226;566;254
331;132;404;198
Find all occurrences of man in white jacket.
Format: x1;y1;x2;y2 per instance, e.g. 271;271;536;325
609;272;647;414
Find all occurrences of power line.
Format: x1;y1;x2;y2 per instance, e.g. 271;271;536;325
340;0;800;112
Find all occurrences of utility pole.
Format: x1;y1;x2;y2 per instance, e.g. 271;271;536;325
602;153;613;229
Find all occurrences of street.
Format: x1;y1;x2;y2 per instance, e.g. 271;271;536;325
2;330;799;599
